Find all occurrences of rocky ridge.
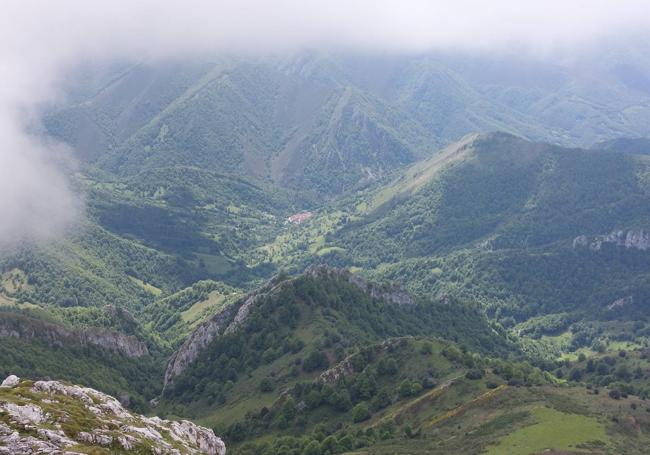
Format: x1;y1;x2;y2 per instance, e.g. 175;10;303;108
572;229;650;252
0;375;225;454
0;313;148;358
164;266;415;386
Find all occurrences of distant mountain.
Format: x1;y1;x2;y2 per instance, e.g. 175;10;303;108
45;51;650;199
593;137;650;155
45;57;435;198
268;133;650;329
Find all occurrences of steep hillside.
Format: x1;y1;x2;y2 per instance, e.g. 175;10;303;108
262;133;650;345
0;304;165;412
151;267;650;454
156;266;511;411
45;52;650;201
46;56;435;198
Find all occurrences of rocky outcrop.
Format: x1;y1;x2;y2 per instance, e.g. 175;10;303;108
79;327;148;357
0;375;226;455
319;338;409;383
306;265;415;307
164;304;238;387
0;313;148;358
573;229;650;251
608;296;633;311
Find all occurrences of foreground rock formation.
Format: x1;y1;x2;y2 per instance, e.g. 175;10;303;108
0;375;225;454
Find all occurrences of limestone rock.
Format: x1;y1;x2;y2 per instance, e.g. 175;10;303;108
0;375;19;388
573;229;650;252
0;314;148;358
0;375;226;455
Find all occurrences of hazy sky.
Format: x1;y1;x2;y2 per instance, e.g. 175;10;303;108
1;0;649;248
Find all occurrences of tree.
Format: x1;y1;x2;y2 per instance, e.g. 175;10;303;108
259;377;274;392
329;390;352;412
399;380;413;397
282;397;297;420
352;403;371;423
609;388;622;400
465;368;484;380
377;357;397;376
303;351;329;372
302;440;321;455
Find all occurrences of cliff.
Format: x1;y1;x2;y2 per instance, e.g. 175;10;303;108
0;313;148;358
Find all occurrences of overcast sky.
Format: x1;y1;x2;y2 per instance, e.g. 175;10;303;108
1;0;649;249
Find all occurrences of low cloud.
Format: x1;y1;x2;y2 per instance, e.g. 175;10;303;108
1;0;648;249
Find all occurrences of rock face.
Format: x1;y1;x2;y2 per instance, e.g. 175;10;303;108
164;266;415;387
306;266;415;307
0;375;226;455
319;338;408;384
573;229;650;252
0;313;148;358
164;304;239;387
164;290;266;387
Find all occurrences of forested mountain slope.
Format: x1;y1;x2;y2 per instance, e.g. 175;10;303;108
265;132;650;335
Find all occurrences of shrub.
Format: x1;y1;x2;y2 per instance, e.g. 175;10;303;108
399;380;413;397
419;342;433;355
306;390;322;409
259;377;274;392
465;368;484;380
377;357;398;376
410;382;423;395
609;389;622;400
303;351;329;372
302;440;321;455
329;390;352;412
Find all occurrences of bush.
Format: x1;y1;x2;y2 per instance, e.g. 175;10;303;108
303;350;329;372
377;357;398;376
306;390;322;409
399;380;414;397
465;368;484;380
302;440;321;455
609;389;622;400
410;382;423;395
259;377;274;392
329;390;352;412
421;377;436;389
226;422;248;442
352;403;371;422
370;389;391;411
419;342;433;355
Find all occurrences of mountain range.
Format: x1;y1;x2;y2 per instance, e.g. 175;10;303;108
3;51;650;453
